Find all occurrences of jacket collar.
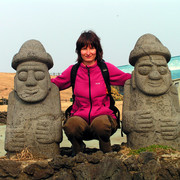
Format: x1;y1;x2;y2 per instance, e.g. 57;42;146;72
80;61;98;68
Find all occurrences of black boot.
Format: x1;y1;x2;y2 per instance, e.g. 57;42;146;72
99;138;112;153
71;139;86;156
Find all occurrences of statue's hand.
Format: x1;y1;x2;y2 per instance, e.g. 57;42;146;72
161;118;179;140
36;120;54;144
134;110;154;132
5;128;25;151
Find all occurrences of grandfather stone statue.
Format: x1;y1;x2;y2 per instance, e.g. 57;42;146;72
122;34;180;150
5;40;62;158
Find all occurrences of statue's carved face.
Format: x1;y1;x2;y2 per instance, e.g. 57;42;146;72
134;55;172;95
15;61;51;102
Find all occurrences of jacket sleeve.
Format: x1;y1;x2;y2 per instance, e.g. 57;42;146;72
51;65;73;90
106;62;131;86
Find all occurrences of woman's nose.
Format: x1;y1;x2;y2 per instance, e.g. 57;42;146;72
86;48;91;55
86;47;91;55
25;70;37;86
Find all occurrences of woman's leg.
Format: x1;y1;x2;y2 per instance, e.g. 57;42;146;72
90;115;118;153
63;116;88;155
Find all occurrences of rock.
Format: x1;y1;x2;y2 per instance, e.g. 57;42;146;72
86;151;104;164
24;161;54;180
0;147;180;179
0;112;7;124
0;160;21;178
53;169;75;180
123;155;139;171
138;152;157;164
49;155;76;169
96;156;132;180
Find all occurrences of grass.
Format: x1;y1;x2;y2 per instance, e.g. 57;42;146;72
129;145;176;155
10;147;34;161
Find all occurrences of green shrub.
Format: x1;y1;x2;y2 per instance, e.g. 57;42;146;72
129;145;176;155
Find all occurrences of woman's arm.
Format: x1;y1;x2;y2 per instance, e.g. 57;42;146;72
51;65;73;90
105;62;131;86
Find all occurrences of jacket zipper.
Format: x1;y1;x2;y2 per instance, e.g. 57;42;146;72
87;66;92;125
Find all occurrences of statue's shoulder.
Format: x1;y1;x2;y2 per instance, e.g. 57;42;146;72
169;84;178;95
49;83;60;101
8;90;15;100
125;79;131;86
51;82;59;90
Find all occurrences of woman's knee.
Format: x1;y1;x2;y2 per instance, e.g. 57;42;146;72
63;116;88;138
91;115;111;137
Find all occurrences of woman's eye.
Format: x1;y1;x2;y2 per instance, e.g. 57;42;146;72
158;66;168;75
81;46;87;50
18;71;28;81
138;66;151;75
34;71;45;80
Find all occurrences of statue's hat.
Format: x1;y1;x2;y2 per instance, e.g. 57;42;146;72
12;39;53;70
129;33;171;66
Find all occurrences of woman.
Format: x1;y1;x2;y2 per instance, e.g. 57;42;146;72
51;30;131;155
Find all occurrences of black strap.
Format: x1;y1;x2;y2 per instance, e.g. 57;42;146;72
97;60;111;95
98;60;120;129
71;63;80;103
65;63;79;119
98;60;115;109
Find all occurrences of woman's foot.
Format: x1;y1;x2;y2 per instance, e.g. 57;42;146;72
99;139;112;153
71;141;86;157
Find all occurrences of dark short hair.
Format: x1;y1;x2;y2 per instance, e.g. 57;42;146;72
75;30;103;63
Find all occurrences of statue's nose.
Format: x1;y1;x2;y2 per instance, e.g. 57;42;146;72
25;71;37;86
148;67;161;80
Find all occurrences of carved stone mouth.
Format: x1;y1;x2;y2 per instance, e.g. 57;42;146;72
148;81;162;87
23;89;39;96
23;89;39;97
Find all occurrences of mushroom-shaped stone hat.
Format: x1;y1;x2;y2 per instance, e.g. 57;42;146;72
12;39;53;70
129;33;171;66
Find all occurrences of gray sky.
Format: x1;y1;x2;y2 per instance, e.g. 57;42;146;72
1;0;180;73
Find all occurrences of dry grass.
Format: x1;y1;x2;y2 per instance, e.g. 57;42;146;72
10;147;34;161
0;105;8;112
119;145;132;156
0;73;15;99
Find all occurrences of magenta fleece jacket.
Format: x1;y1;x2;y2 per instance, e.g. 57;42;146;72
51;61;131;124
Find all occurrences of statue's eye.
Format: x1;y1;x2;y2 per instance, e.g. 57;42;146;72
18;71;28;81
138;66;151;75
158;66;168;75
34;71;45;80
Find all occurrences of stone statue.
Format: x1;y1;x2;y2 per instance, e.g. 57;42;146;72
122;34;180;150
5;40;62;158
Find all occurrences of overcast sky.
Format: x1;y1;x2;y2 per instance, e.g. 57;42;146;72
1;0;180;73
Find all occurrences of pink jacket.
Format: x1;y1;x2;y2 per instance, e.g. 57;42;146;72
51;61;131;124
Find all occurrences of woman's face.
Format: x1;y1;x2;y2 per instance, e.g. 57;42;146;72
80;44;96;65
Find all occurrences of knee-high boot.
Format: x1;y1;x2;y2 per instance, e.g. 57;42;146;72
99;137;112;153
70;138;86;156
